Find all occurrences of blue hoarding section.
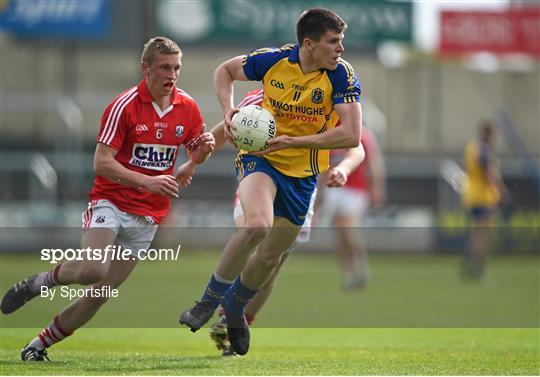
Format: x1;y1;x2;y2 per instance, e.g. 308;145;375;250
0;0;110;39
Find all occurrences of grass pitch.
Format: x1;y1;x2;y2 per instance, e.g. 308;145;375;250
1;251;538;375
1;328;538;375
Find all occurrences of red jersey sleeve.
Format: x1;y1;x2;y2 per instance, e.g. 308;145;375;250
97;88;137;150
237;89;264;108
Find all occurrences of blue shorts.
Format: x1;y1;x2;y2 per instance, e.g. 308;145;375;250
470;206;493;221
235;154;317;226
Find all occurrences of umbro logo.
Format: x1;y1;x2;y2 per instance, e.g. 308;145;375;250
136;124;149;132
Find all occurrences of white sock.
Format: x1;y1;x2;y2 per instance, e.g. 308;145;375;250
213;272;234;285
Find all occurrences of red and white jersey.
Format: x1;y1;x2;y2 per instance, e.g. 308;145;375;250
89;80;203;223
330;127;377;193
237;89;264;108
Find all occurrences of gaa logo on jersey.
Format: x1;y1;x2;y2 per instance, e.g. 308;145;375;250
136;124;149;133
175;125;184;138
130;143;178;171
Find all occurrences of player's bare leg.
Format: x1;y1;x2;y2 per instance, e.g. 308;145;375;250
239;217;299;289
215;173;276;280
21;256;137;361
1;228;116;315
464;215;492;279
57;257;137;331
219;217;300;355
210;212;291;356
334;214;370;290
180;173;276;332
56;228;117;284
211;251;290;356
245;251;289;316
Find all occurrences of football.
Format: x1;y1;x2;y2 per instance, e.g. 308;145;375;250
231;105;276;151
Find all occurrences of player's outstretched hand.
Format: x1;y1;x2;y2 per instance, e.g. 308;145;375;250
250;135;294;156
223;108;240;147
175;160;197;188
143;175;179;198
326;166;348;187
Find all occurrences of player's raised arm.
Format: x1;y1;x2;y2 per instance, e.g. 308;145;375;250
214;56;249;115
214;56;250;145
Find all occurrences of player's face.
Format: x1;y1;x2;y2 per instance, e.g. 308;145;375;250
312;30;345;71
143;52;182;99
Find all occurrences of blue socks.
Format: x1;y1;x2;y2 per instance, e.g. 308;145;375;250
201;273;233;309
201;274;259;316
222;277;258;317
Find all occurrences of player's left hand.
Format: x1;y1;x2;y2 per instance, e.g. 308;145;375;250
250;135;294;156
326;166;348;187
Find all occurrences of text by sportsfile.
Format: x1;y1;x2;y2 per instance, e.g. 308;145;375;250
40;245;182;264
40;286;119;301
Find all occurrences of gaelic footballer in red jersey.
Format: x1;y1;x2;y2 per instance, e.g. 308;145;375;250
1;37;215;362
321;126;386;290
89;78;205;223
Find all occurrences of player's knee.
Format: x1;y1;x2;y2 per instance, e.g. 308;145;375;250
254;251;281;271
76;265;107;285
81;293;109;308
243;219;271;244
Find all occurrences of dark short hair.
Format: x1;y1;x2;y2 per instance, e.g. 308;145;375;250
296;8;347;45
479;119;496;141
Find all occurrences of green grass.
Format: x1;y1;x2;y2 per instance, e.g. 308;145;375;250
1;251;539;374
1;328;538;375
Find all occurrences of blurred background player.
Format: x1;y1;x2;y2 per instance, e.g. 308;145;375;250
460;119;511;279
318;124;386;290
0;37;215;361
180;9;365;351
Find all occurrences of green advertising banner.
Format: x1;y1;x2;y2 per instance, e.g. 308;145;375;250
157;0;412;46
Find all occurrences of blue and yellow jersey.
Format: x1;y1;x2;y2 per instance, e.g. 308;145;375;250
461;140;500;208
242;44;361;178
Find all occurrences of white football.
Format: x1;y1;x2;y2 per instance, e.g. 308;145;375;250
231;105;277;152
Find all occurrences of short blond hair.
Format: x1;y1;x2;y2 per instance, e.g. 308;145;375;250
141;36;181;65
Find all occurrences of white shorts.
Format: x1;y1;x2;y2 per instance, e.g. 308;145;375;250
322;187;370;225
233;188;317;245
82;199;158;256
